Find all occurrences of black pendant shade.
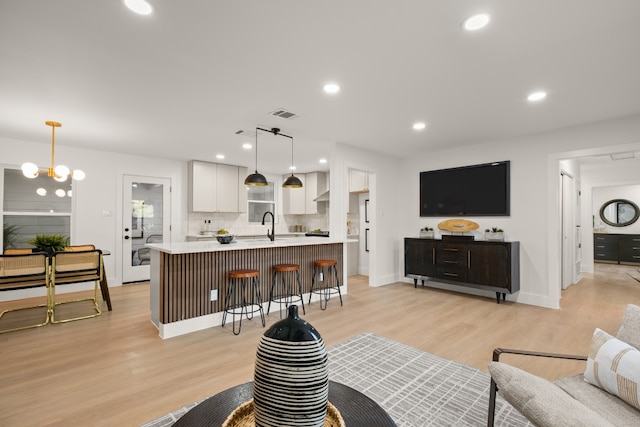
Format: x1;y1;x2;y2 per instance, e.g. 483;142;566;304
283;174;303;188
244;171;268;186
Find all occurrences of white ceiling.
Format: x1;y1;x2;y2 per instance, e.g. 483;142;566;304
2;1;640;174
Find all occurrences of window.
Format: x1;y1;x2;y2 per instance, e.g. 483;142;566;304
2;168;72;251
247;180;276;223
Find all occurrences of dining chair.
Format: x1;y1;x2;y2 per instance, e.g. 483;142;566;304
137;234;163;265
4;248;35;254
50;249;103;323
64;244;96;251
0;252;50;333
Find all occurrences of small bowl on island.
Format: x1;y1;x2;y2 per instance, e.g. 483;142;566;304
215;230;235;244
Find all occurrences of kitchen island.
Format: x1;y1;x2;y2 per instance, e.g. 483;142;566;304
147;237;345;338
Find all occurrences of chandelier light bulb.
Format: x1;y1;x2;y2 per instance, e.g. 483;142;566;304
36;187;47;196
72;169;86;181
54;164;70;177
54;174;67;183
22;162;39;178
55;189;66;197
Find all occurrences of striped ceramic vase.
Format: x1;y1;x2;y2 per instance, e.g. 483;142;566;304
253;304;328;427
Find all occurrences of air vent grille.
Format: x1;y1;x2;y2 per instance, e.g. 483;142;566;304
270;108;298;119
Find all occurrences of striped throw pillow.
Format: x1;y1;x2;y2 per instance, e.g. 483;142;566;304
584;328;640;410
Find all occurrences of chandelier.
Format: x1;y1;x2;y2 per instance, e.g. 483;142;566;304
21;121;85;182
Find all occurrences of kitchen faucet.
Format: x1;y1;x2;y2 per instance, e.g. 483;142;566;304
261;211;275;241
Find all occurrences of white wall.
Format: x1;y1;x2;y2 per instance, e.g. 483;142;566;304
0;136;187;288
397;114;640;308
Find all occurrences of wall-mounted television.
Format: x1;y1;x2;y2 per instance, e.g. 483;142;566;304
420;161;510;216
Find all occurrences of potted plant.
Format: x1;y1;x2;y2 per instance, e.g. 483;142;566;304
420;227;434;239
3;224;21;252
27;234;70;255
484;227;505;241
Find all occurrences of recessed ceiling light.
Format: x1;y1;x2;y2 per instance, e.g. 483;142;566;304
413;122;426;130
463;13;490;31
289;165;297;171
216;154;225;160
323;83;340;94
319;158;328;164
242;143;252;150
527;91;547;102
124;0;153;15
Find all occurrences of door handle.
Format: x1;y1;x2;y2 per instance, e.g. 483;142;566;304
124;235;130;240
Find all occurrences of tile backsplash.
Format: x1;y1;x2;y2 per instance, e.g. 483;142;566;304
187;212;329;237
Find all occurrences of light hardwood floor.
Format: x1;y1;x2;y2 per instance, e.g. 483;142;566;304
1;265;640;426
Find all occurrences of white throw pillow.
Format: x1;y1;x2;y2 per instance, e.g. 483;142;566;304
584;328;640;410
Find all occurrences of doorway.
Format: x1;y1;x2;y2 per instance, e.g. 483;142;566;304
122;175;171;283
561;171;576;290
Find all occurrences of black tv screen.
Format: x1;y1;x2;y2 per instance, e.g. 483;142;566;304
420;161;510;216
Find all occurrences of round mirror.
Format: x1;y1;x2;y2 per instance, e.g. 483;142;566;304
599;199;640;227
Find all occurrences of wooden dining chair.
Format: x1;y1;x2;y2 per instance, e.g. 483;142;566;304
0;252;50;333
64;244;95;251
3;248;35;254
50;249;103;323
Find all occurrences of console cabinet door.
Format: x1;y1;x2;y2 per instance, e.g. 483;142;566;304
619;235;640;264
404;238;436;277
593;234;618;261
468;244;510;290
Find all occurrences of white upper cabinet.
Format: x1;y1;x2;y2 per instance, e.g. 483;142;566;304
305;171;327;215
188;160;246;213
282;171;327;215
282;174;306;215
349;169;369;193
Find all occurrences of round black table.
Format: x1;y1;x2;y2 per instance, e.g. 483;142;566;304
173;380;396;427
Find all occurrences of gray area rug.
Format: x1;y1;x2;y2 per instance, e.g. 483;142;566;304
141;332;531;426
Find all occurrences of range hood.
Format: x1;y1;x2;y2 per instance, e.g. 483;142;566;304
313;190;330;202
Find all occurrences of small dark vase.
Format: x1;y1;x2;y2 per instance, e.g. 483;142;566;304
253;305;328;427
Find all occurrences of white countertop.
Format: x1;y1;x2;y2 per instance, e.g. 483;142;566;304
147;236;345;254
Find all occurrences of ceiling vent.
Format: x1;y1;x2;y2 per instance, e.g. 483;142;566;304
270;108;299;120
610;152;636;160
234;129;256;137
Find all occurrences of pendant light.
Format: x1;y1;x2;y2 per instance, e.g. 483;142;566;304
244;128;268;186
282;135;303;188
21;121;85;182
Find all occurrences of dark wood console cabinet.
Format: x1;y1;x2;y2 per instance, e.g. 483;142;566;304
404;238;520;303
594;233;640;264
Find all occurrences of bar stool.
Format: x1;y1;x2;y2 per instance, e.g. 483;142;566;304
308;259;342;310
267;264;306;319
222;269;265;335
